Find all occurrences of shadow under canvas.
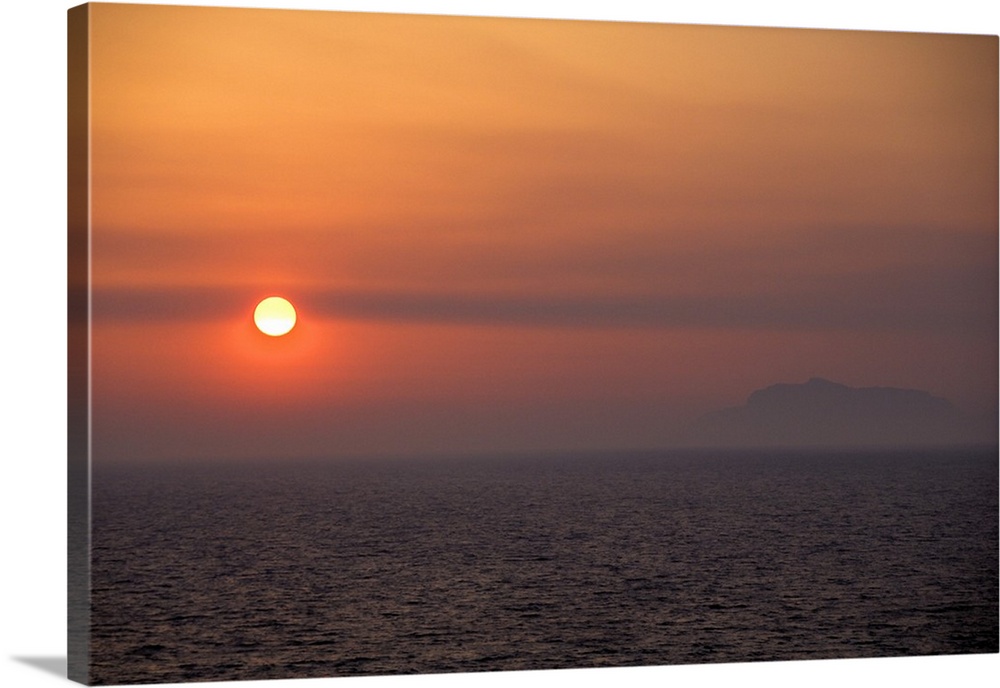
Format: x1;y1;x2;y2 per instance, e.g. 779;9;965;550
12;656;68;679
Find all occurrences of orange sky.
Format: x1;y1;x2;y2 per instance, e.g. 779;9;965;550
85;3;998;462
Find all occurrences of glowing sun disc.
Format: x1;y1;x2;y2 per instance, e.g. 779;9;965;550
254;296;297;336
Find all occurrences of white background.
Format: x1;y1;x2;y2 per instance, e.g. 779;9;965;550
1;1;997;687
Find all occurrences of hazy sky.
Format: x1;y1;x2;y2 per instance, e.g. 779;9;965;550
86;3;998;462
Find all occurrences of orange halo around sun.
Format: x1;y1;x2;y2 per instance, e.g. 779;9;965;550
254;296;297;336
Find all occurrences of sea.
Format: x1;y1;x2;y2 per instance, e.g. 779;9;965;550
88;447;999;684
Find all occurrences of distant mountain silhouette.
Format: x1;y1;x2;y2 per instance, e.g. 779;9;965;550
684;377;994;448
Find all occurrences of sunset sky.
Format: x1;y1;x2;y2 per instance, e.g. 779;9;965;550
86;3;998;462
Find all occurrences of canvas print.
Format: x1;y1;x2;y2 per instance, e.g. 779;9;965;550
68;3;998;685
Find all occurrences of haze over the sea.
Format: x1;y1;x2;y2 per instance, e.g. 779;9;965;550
79;4;998;463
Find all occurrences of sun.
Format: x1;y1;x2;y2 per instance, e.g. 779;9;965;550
254;296;297;336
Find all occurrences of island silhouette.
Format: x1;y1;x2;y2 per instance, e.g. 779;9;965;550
684;377;994;448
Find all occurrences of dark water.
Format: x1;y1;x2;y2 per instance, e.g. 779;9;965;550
89;448;999;684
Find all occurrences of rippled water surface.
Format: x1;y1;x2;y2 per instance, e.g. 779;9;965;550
90;448;998;684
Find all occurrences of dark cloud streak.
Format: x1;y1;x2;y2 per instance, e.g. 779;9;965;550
90;286;250;323
90;263;996;335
